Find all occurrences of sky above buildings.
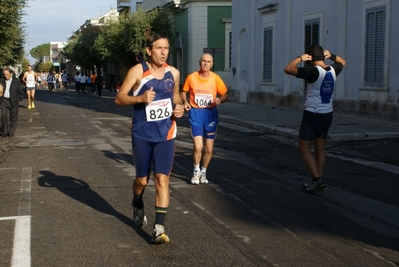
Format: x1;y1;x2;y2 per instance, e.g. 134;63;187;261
23;0;117;64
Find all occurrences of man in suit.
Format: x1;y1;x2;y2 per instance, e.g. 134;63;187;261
1;67;24;137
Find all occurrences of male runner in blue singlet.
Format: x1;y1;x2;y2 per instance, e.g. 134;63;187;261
115;33;184;244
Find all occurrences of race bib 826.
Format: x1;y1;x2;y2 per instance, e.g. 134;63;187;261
145;98;173;122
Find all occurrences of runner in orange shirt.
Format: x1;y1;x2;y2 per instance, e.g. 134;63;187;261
181;53;228;184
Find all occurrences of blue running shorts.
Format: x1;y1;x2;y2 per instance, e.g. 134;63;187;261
132;137;175;177
189;108;218;139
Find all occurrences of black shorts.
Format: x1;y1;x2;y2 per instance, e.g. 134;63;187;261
299;110;333;141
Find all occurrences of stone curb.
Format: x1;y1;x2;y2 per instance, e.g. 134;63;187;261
219;115;399;141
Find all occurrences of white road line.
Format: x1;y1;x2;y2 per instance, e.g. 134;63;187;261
10;167;32;267
11;216;31;267
0;216;18;221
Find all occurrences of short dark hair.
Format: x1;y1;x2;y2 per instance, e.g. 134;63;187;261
146;33;169;49
308;44;325;61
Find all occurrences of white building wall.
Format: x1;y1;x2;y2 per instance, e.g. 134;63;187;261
187;3;208;74
232;0;399;108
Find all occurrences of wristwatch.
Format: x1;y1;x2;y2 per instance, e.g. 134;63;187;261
297;56;302;61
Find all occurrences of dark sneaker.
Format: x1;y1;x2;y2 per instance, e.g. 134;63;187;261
133;207;147;228
303;178;326;193
151;224;169;244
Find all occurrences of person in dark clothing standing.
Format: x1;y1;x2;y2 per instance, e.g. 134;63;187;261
108;73;116;92
0;68;24;137
96;72;104;97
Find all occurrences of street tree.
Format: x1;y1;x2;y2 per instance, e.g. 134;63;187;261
0;0;27;66
30;43;51;61
94;8;173;66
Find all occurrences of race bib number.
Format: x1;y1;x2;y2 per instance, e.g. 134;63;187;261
145;98;173;122
195;94;213;107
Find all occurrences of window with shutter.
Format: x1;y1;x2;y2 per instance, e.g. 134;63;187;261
365;7;385;86
263;27;273;82
304;19;320;66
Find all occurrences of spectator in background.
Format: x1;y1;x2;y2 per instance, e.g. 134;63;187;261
47;71;57;93
95;71;104;97
79;72;87;93
61;70;69;93
74;72;80;94
90;71;97;94
0;67;24;137
108;73;116;92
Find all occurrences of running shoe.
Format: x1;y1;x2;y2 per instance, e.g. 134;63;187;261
31;102;35;109
133;207;147;228
191;170;200;185
28;105;31;109
303;178;326;193
151;224;169;244
200;173;208;184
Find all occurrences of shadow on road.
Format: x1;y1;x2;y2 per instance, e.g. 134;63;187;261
37;170;150;243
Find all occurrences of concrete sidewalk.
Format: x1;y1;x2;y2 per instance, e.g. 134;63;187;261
217;102;399;141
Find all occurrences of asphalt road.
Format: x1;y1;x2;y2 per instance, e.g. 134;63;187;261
0;88;398;267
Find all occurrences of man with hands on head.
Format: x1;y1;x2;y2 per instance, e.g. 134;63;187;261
284;44;346;193
115;33;184;244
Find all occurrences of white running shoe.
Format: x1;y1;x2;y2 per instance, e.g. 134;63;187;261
200;173;208;184
191;171;200;185
151;224;169;244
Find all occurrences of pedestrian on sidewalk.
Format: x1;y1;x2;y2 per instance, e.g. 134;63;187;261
90;71;97;94
284;44;346;193
96;72;104;97
79;73;87;94
74;72;80;94
181;53;228;185
47;71;57;93
0;68;24;137
61;70;69;93
22;65;37;109
115;33;184;244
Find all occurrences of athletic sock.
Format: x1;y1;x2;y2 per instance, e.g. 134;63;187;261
155;206;167;226
132;194;144;209
201;167;207;174
193;165;200;173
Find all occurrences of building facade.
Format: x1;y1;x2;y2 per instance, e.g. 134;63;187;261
142;0;232;86
117;0;142;14
231;0;399;120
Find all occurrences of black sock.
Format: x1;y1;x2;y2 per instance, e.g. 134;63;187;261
154;207;167;226
132;194;144;209
312;177;322;182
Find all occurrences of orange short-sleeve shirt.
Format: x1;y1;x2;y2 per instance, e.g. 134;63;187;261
182;71;228;108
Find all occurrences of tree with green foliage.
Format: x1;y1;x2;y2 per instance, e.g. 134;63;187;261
35;61;54;72
30;43;50;61
0;0;27;66
94;8;173;66
65;8;174;69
